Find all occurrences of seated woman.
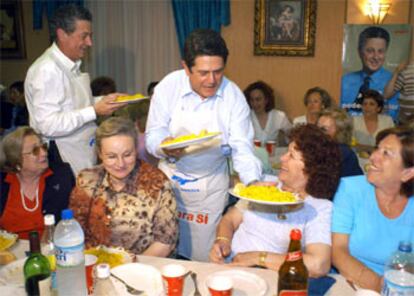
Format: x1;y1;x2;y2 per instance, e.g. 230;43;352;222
0;127;74;239
293;87;333;125
244;81;291;145
69;117;177;257
353;90;394;151
317;107;363;177
332;126;414;292
209;124;341;277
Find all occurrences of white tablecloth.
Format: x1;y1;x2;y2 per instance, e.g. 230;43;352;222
2;240;356;295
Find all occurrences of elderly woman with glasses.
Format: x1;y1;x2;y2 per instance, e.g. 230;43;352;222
69;117;178;257
0;126;74;239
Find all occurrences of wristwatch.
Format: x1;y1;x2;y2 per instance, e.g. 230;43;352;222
259;252;267;267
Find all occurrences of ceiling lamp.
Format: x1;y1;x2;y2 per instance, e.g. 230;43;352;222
367;0;391;24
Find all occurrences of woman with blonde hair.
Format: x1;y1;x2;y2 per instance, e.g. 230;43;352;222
69;117;178;256
0;126;74;239
317;108;363;177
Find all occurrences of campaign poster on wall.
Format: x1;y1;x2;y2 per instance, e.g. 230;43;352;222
340;24;412;121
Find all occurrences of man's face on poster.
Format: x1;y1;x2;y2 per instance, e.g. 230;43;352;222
359;37;387;75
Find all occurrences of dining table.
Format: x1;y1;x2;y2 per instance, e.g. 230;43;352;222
1;239;357;295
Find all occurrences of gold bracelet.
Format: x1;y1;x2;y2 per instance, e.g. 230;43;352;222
259;252;267;267
215;236;231;243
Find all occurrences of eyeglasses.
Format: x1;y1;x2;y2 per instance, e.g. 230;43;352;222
22;142;48;156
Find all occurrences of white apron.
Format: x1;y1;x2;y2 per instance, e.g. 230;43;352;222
159;98;229;261
49;55;97;175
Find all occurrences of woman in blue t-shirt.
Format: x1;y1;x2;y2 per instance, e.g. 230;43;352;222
332;126;414;292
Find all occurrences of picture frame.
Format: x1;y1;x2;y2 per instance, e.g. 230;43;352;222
254;0;317;56
0;0;26;59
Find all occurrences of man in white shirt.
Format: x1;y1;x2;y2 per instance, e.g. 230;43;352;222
25;4;125;175
146;29;263;261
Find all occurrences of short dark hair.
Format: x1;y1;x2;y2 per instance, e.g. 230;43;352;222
9;81;24;93
289;124;341;200
91;76;116;96
358;26;390;52
49;4;92;42
183;29;229;70
147;81;159;96
244;81;275;112
376;126;414;197
361;89;384;113
303;87;333;109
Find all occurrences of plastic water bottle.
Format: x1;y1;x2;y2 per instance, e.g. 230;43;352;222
382;241;414;296
41;214;57;293
54;209;87;296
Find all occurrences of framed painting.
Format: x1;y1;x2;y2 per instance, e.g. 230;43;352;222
0;0;26;59
254;0;317;56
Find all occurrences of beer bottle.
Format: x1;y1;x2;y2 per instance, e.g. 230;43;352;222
278;229;308;295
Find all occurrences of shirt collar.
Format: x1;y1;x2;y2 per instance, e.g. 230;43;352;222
5;168;53;184
51;42;82;74
361;67;385;80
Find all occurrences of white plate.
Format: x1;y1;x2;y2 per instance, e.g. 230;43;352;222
159;132;221;150
111;263;164;296
229;188;304;206
204;270;267;296
0;258;25;296
111;96;149;104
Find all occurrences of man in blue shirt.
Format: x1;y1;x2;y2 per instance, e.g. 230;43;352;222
341;26;399;121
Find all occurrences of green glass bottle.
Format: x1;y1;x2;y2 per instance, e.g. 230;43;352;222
24;231;52;296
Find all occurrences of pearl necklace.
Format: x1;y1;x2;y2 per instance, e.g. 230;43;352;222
16;175;39;212
20;187;39;212
17;175;40;212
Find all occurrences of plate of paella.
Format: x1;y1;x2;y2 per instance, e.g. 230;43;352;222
112;93;149;104
229;183;303;206
160;130;221;150
84;245;136;268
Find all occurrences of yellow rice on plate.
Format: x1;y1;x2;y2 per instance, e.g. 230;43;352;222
0;230;18;252
115;92;147;102
233;183;297;203
161;129;220;146
84;246;134;268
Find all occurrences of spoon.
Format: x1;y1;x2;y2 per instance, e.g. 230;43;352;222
191;272;202;296
110;273;145;295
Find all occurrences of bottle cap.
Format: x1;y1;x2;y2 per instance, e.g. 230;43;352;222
96;263;111;278
44;214;55;225
399;241;412;253
290;229;302;240
61;209;73;220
